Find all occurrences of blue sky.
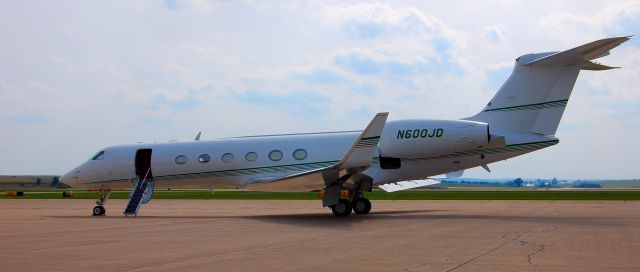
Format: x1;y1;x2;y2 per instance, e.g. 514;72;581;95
0;0;639;179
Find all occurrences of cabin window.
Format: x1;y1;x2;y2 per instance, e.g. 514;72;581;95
292;149;307;160
269;150;283;161
198;154;211;163
221;153;234;163
92;151;105;160
175;155;187;165
245;152;258;162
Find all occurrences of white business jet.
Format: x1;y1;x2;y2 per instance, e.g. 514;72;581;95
60;37;629;217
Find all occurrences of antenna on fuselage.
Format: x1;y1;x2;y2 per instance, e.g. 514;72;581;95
194;132;202;141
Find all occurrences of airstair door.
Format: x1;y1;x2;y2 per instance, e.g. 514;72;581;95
135;149;153;180
124;149;154;216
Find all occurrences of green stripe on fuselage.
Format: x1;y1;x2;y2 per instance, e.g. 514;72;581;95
484;99;568;113
86;140;558;184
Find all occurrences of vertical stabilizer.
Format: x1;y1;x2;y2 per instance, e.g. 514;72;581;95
467;36;629;136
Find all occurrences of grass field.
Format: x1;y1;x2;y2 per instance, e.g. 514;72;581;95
2;189;640;201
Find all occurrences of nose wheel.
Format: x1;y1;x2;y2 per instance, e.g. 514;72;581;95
92;188;111;216
92;205;106;216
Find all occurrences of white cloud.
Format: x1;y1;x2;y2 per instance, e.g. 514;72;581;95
540;1;640;43
321;2;466;47
164;0;219;12
0;1;638;179
481;25;511;50
323;3;439;36
584;48;640;103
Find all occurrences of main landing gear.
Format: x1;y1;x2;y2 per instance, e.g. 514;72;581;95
323;172;374;217
352;197;372;215
330;197;372;217
92;188;111;216
331;199;352;217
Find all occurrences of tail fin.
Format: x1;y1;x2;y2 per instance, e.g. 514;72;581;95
467;36;629;136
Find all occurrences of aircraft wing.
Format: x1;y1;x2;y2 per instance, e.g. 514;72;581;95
444;170;464;178
245;112;388;192
378;179;441;192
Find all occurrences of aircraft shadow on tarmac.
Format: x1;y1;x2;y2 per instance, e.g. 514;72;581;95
51;209;619;230
238;211;620;230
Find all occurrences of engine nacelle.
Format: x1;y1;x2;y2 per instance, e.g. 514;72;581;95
379;119;489;159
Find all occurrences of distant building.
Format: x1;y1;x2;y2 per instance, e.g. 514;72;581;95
520;178;561;188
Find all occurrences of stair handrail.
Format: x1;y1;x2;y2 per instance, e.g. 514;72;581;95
139;167;153;202
127;169;136;185
127;168;138;200
124;167;153;215
141;167;152;184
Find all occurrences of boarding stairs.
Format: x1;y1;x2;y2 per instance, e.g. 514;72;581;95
124;169;154;216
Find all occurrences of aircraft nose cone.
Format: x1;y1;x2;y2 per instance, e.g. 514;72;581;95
60;169;79;188
59;172;70;184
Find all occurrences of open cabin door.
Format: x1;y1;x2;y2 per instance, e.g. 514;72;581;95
135;149;153;181
125;149;155;216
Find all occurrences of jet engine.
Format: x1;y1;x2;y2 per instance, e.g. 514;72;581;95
378;119;489;161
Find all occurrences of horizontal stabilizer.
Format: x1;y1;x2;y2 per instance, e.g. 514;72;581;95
378;179;440;192
581;60;619;71
525;36;630;68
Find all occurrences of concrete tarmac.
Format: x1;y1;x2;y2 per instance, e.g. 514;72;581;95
1;199;639;271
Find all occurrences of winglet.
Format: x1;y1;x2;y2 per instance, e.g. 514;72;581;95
335;112;388;170
194;132;202;141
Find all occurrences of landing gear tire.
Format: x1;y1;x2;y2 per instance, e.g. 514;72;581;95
92;188;111;217
92;205;105;216
352;198;372;215
331;199;352;217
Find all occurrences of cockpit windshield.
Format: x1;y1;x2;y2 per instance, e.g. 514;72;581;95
92;151;105;160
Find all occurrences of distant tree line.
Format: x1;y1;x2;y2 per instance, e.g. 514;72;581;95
509;178;524;187
572;183;602;188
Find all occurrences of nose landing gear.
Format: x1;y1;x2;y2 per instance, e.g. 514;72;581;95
92;205;106;216
92;188;111;216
